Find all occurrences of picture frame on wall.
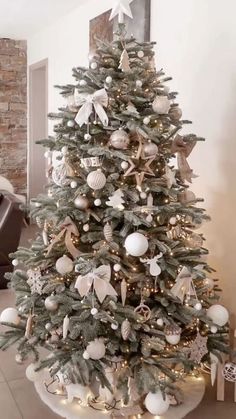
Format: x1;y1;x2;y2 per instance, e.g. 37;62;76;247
89;0;151;54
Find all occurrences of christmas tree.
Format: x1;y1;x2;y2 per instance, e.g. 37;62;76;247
0;3;230;416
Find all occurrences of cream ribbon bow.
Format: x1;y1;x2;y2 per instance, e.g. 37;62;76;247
46;216;80;259
74;88;109;127
75;265;117;303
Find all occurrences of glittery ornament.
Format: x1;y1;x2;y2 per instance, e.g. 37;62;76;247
178;190;196;204
152;96;171;114
189;332;208;363
52;162;74;187
103;223;113;242
86;339;106;360
87;169;106;190
27;268;45;295
143;142;158;158
165;325;182;345
56;255;74;275
110;129;130;149
169;106;182;121
121;319;131;340
223;362;236;382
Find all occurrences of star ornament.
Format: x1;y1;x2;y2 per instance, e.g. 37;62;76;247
109;0;133;23
124;137;155;188
189;332;208;364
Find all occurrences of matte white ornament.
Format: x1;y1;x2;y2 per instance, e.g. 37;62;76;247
140;191;147;199
56;255;74;275
44;296;58;312
91;62;97;69
152;96;171;114
145;390;170;415
194;302;202;311
67;120;75;128
35;202;41;207
26;363;44;382
82;350;90;360
121;161;129;170
106;76;112;84
15;354;23;364
79;79;87;86
83;224;90;232
110;129;130;149
143;116;150;125
66;383;92;405
86;339;106;360
70;180;77;189
91;308;98;316
157;318;164;327
0;308;20;325
111;323;118;330
121;319;131;340
207;304;229;327
137;50;144;58
61;146;68;155
169;216;177;225
74;195;89;210
166;334;181;345
210;353;219;386
136;80;142;87
84;133;91;141
124;232;148;257
94;198;102;206
113;264;121;272
12;259;19;266
210;325;218;334
106;188;125;210
63;315;70;339
44;150;51;158
87;169;106;190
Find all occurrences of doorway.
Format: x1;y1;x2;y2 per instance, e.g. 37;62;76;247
28;59;48;201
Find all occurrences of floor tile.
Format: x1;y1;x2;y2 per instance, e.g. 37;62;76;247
9;378;60;419
0;381;22;419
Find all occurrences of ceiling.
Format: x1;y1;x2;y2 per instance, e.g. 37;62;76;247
0;0;86;39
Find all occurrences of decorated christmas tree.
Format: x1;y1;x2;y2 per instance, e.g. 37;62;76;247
0;2;230;417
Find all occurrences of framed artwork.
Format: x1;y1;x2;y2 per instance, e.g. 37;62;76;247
89;0;151;54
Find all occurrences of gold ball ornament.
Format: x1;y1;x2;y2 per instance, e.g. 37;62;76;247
143;142;158;158
74;195;89;210
87;169;106;190
110;129;130;150
152;96;171;114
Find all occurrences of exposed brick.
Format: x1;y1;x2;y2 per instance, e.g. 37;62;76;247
0;102;8;111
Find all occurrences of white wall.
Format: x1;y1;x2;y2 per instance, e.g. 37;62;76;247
28;0;236;316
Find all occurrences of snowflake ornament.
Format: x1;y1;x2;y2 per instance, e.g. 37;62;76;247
27;268;45;295
189;332;208;363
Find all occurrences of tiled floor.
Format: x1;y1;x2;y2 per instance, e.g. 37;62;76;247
0;225;235;418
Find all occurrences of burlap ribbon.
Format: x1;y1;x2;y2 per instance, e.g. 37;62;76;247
46;216;80;259
171;135;197;183
74;88;108;127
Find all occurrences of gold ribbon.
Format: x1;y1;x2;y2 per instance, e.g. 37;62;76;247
46;216;80;259
171;135;197;183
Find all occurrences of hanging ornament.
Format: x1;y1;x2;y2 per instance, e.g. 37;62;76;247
109;0;133;23
55;255;74;275
165;325;182;345
52;161;74;187
25;312;35;339
80;156;101;169
46;216;80;259
186;233;203;249
137;50;144;58
121;161;129;170
169;106;182;122
121;278;127;306
87;169;106;190
171;135;197;183
75;265;117;303
178;190;196;204
118;49;131;72
167;224;182;240
63;315;70;339
0;308;20;325
223;362;236;382
103;223;113;242
206;304;229;327
79;79;87;86
145;390;170;416
113;264;121;272
94;198;101;207
210;353;219;386
110;129;130;149
90;62;98;70
74;88;108;127
134;302;151;322
27;268;45;295
143;142;158;158
170;266;197;303
74;195;89;210
15;354;23;364
140;253;163;276
121;319;131;340
67;120;75;128
164;164;176;188
124;232;148;257
84;133;91;141
189;332;208;363
105;76;112;84
157;318;164;327
106;188;125;210
143;116;151;125
44;296;58;312
152;96;171;114
86;338;106;360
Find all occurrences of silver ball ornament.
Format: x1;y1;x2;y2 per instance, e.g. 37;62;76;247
157;318;164;327
137;50;144;58
84;133;91;141
83;224;90;232
111;323;118;330
194;302;202;311
143;116;150;125
113;264;121;272
12;259;19;266
211;325;218;334
74;195;89;210
45;296;59;312
91;62;97;69
143;142;158;158
110;130;130;150
94;198;101;206
136;80;142;87
121;161;129;170
45;322;52;331
106;76;112;84
87;169;106;190
169;216;177;225
91;308;98;316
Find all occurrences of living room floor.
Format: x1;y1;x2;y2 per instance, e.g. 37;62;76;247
0;225;235;418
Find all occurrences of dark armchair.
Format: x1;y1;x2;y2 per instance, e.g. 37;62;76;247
0;191;24;288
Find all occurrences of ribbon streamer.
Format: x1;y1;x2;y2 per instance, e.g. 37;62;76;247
46;216;80;259
171;135;197;183
74;88;109;127
171;266;197;303
75;265;117;303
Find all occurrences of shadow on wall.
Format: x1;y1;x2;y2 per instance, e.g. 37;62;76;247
203;82;236;321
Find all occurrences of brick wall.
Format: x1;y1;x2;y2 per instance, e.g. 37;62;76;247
0;39;27;195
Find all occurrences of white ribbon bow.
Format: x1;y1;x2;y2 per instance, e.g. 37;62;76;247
75;265;117;303
171;266;197;303
74;88;109;127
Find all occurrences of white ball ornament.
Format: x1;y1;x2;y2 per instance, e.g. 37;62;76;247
121;161;129;170
140;191;147;199
67;120;75;128
124;232;148;257
169;216;177;225
83;350;90;360
136;80;142;88
84;133;91;141
56;255;74;275
15;354;23;364
86;339;106;360
106;76;112;84
44;150;51;158
91;62;97;70
87;170;106;190
110;130;130;150
165;334;180;345
113;264;121;272
137;50;144;58
91;308;98;316
211;325;218;334
12;259;19;266
143;116;150;125
157;318;164;327
83;224;90;232
35;202;41;208
26;363;44;382
145;390;170;416
152;96;171;114
0;308;20;325
194;302;202;311
111;323;118;330
79;79;87;86
94;198;102;207
45;296;59;312
70;180;77;189
207;304;229;327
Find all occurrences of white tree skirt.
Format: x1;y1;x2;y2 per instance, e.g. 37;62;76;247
34;372;205;419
